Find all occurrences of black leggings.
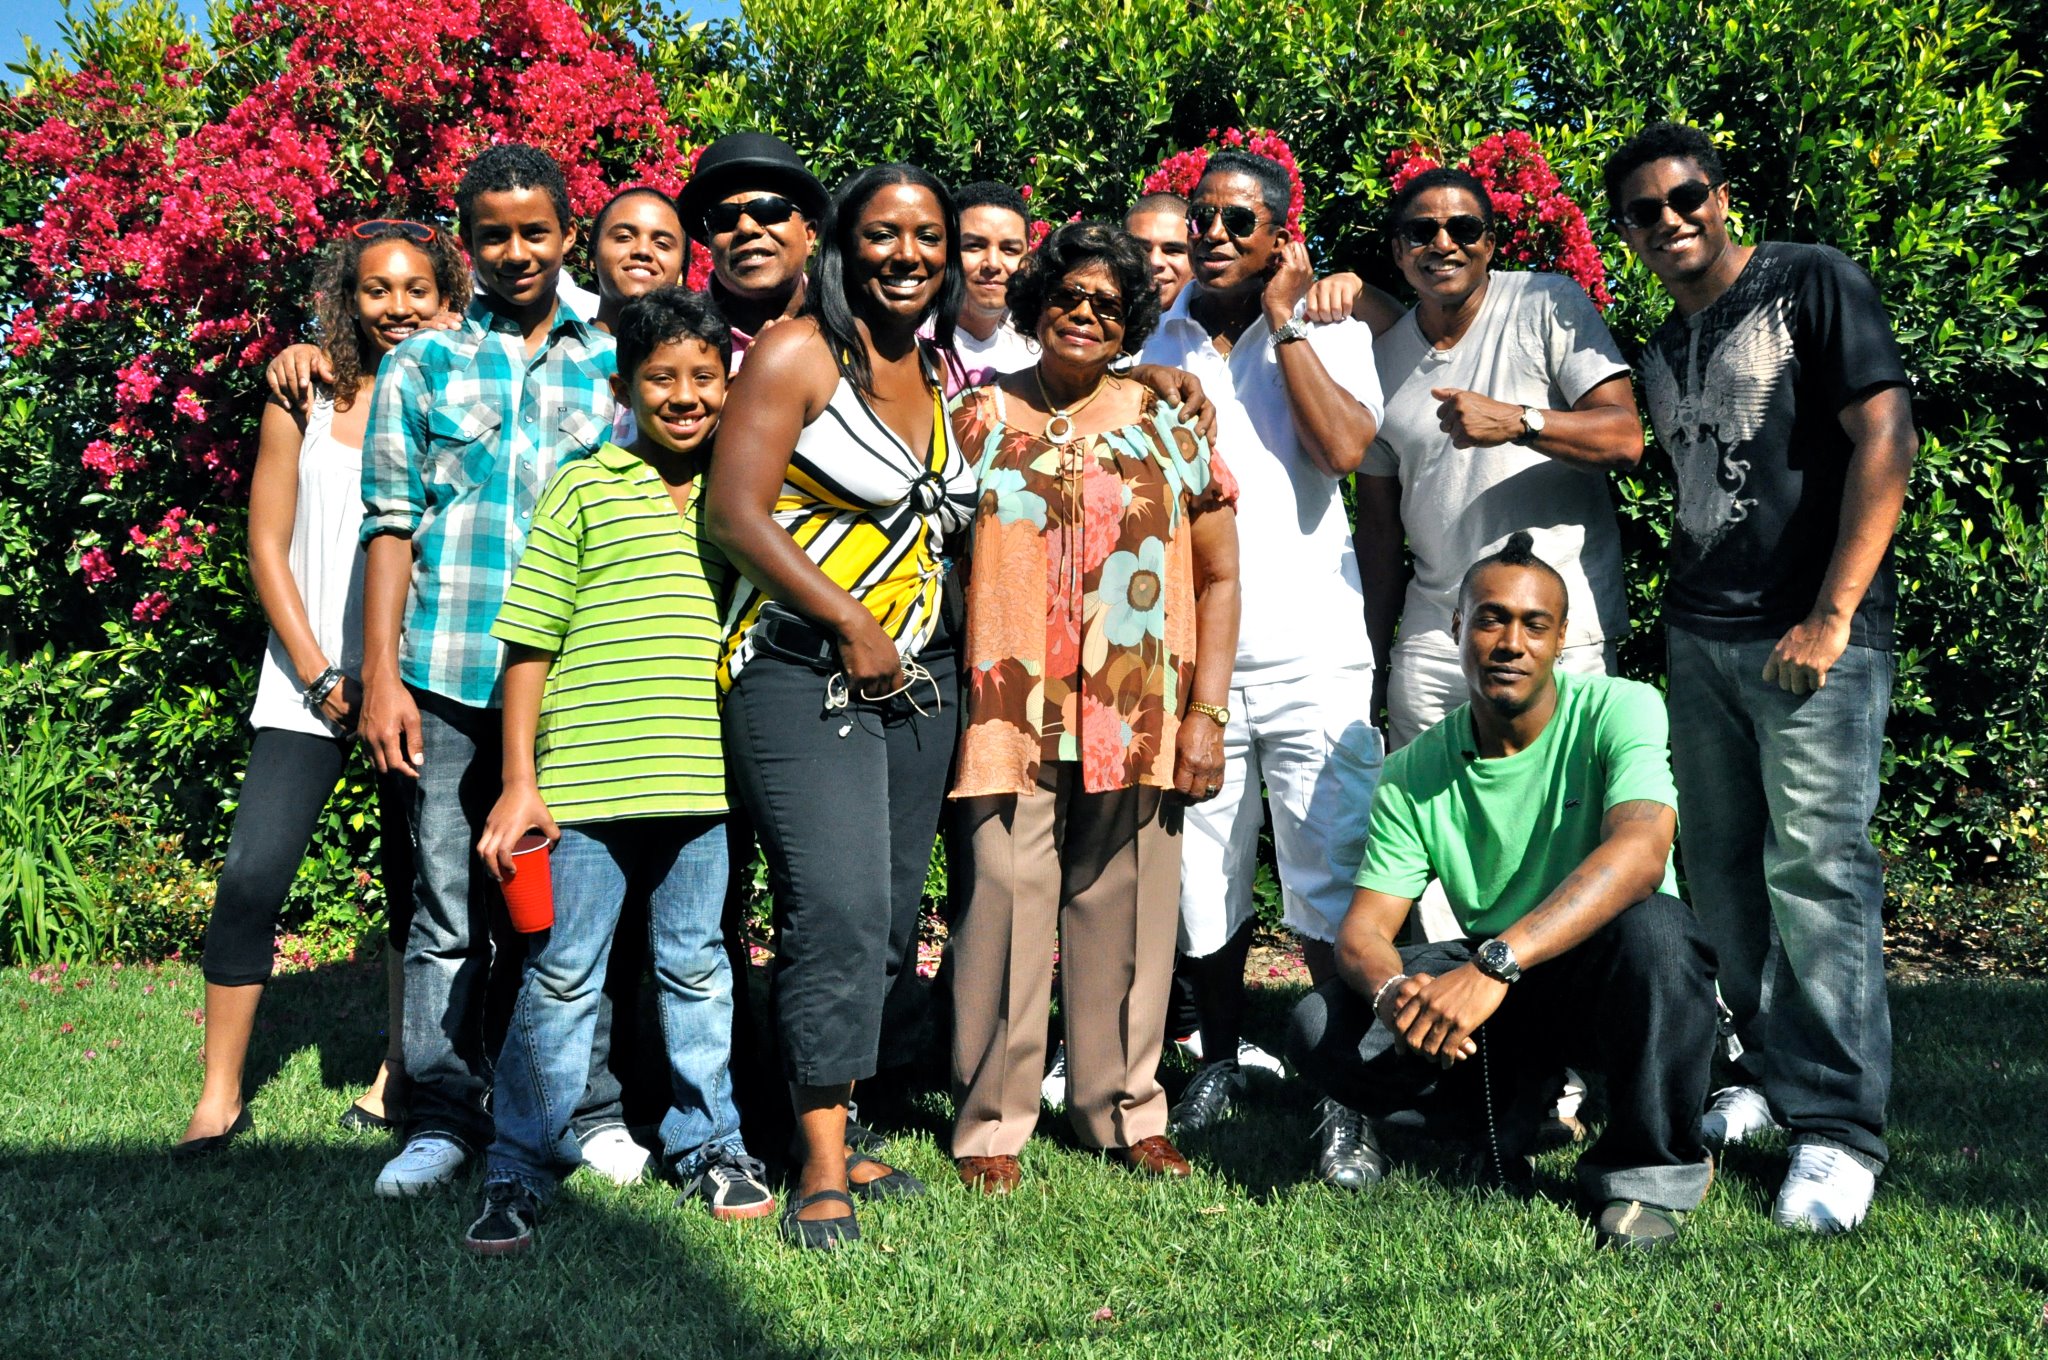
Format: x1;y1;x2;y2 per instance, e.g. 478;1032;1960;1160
201;727;414;987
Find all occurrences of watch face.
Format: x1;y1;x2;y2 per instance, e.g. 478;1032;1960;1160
1480;939;1519;980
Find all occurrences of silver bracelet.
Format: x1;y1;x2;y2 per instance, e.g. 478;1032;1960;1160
1372;972;1410;1015
304;665;344;709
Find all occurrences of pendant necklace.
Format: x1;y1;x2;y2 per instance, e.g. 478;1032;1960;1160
1033;364;1109;444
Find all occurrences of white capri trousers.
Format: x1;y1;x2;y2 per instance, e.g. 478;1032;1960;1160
1387;629;1617;941
1177;663;1383;956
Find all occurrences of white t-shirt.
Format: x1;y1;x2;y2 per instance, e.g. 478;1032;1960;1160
941;315;1039;395
1141;289;1384;681
1366;270;1630;648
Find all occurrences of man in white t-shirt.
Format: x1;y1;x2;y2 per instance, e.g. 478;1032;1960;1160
1361;166;1641;781
1139;150;1388;1187
942;181;1040;392
1125;192;1194;310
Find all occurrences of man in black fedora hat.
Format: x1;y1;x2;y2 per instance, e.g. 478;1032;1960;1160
678;132;831;369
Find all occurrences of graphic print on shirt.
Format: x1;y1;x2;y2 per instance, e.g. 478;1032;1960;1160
1640;293;1795;553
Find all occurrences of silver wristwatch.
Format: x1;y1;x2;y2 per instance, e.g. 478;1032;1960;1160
1271;318;1310;347
1519;406;1547;437
1475;937;1523;984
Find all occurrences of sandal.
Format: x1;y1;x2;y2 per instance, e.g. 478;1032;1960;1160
847;1150;927;1201
778;1188;860;1250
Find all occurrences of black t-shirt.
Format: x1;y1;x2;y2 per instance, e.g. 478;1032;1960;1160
1640;242;1910;648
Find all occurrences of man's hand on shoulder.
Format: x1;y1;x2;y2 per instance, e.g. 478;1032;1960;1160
1127;365;1216;445
1762;610;1853;694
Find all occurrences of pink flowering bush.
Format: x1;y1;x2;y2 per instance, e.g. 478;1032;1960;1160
1386;132;1611;308
1142;128;1307;236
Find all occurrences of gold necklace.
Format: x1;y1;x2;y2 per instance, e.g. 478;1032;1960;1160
1033;364;1109;444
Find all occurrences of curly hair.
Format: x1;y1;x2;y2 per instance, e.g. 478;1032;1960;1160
1602;122;1727;214
311;224;469;410
614;285;732;381
1006;220;1160;354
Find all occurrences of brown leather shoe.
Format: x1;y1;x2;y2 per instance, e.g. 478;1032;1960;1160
956;1155;1022;1195
1115;1135;1190;1178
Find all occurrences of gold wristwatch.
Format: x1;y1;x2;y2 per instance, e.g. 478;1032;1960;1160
1187;701;1230;727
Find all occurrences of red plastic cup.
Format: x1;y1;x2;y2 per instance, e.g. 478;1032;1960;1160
500;830;555;933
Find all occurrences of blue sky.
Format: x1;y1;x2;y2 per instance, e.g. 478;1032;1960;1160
9;0;741;71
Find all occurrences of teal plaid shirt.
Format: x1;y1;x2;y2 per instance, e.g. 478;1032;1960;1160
361;296;617;707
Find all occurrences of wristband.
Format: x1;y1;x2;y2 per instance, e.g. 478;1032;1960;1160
304;666;344;709
1372;972;1409;1016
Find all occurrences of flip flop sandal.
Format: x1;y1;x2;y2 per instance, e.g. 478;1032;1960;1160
847;1151;927;1201
778;1188;860;1250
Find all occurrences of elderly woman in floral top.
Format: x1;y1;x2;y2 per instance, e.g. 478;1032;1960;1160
947;221;1241;1192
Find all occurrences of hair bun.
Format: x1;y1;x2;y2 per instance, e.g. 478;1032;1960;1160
1504;530;1536;554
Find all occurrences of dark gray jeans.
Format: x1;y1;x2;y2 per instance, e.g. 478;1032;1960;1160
1666;625;1894;1166
1288;894;1718;1213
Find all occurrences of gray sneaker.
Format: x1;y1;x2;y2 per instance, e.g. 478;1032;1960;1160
1310;1098;1387;1190
374;1133;469;1199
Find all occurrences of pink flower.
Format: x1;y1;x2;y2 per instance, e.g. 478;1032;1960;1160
131;590;172;623
59;1022;74;1034
172;387;206;421
80;546;116;584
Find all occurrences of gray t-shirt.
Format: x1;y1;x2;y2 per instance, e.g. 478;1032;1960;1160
1365;270;1631;648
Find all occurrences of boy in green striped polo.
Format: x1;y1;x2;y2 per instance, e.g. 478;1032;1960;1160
461;289;772;1256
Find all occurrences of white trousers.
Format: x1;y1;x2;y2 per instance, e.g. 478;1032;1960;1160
1177;664;1383;955
1387;630;1617;941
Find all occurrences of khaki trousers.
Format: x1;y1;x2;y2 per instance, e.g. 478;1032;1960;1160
949;765;1182;1157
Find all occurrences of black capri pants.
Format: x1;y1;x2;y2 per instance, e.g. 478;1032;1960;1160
722;625;958;1088
201;727;415;986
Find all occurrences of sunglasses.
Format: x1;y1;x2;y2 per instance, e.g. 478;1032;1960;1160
1187;204;1269;239
1613;180;1719;231
702;193;800;237
1045;284;1125;325
353;219;437;244
1394;215;1490;249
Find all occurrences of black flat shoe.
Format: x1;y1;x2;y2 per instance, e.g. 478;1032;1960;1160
846;1151;927;1201
338;1101;397;1133
778;1188;859;1250
172;1107;251;1160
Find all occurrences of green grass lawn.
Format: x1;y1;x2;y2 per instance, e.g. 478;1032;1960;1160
2;958;2044;1359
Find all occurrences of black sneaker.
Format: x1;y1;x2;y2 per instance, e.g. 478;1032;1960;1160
844;1100;888;1157
462;1179;541;1257
685;1150;777;1221
1310;1097;1387;1189
1168;1061;1245;1136
1594;1198;1686;1251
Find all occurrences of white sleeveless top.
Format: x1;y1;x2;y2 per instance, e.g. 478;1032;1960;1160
250;392;367;737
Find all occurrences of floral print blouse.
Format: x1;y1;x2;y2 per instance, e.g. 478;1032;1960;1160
951;385;1238;797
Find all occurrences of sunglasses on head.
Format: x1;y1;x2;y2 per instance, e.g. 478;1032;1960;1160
1045;284;1125;325
1613;180;1719;231
1394;214;1490;249
353;219;437;244
701;193;800;237
1187;204;1269;239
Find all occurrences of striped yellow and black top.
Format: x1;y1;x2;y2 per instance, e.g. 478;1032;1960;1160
491;442;728;824
717;354;979;692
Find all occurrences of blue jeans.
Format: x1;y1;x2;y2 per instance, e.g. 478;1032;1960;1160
486;817;743;1196
1666;626;1894;1166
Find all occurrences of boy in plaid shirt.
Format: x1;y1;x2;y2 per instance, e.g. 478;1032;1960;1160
358;144;617;1198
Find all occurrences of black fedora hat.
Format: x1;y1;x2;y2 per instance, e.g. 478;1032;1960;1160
678;132;830;243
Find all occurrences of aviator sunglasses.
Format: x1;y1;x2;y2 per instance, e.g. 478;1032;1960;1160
353;218;438;244
701;193;801;237
1613;180;1719;231
1187;203;1269;239
1044;284;1126;324
1394;214;1490;249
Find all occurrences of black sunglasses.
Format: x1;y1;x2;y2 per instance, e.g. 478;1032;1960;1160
1393;214;1490;249
1188;204;1269;239
701;193;801;237
1613;180;1719;231
353;218;437;244
1045;284;1125;324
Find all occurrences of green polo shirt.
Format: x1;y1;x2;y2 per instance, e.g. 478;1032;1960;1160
1355;671;1680;937
491;441;727;824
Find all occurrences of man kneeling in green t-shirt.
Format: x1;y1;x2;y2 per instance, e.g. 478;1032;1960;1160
1288;531;1716;1251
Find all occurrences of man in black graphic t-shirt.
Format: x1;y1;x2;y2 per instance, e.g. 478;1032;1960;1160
1606;123;1918;1236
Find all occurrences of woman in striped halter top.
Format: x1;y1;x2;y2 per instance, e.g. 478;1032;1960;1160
706;164;975;1250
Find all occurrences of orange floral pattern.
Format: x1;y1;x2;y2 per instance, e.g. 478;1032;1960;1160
951;387;1236;797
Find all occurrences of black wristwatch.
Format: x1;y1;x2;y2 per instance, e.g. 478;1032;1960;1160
1474;937;1522;984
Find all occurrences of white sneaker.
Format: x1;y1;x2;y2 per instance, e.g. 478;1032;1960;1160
1174;1032;1205;1063
1040;1043;1069;1108
374;1133;469;1198
1549;1068;1587;1122
1773;1142;1877;1234
1235;1038;1286;1078
1698;1084;1780;1149
575;1124;650;1186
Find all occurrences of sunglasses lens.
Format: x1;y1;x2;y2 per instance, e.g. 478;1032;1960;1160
1446;216;1487;246
706;195;796;235
1668;181;1713;214
1190;205;1262;237
1620;182;1714;230
1050;288;1122;322
1620;198;1664;230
